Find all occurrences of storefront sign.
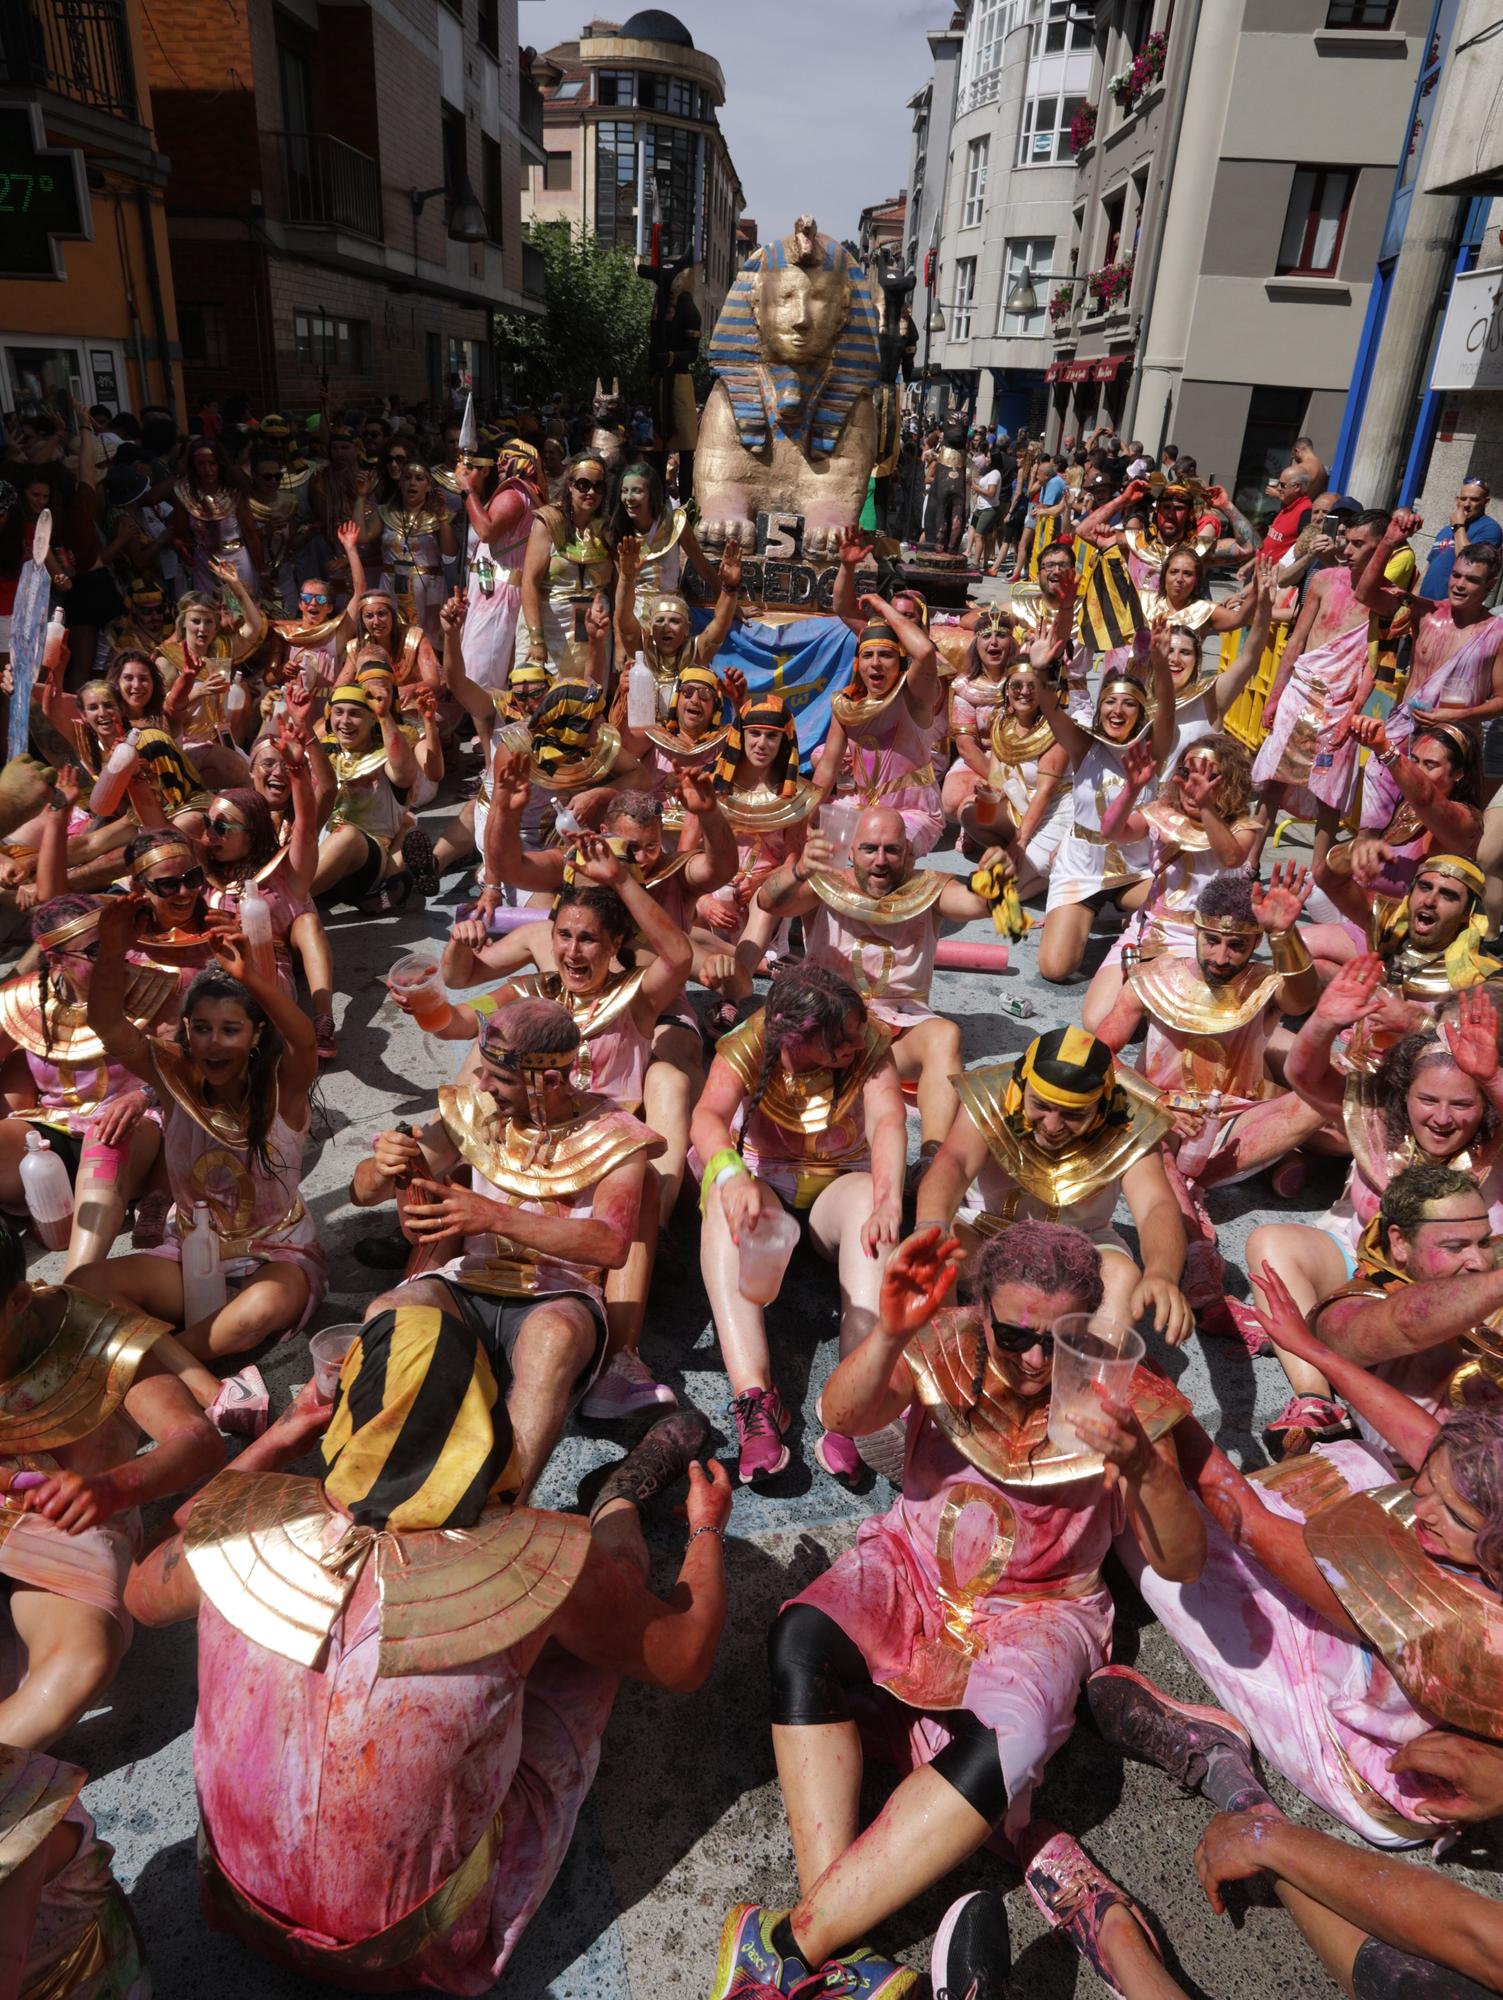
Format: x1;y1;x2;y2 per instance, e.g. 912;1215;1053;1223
0;101;90;280
1432;265;1503;393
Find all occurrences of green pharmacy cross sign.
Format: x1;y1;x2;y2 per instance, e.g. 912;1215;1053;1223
0;100;90;280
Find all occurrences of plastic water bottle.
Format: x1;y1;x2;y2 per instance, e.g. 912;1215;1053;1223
181;1200;228;1324
224;671;249;734
20;1130;74;1251
238;880;276;985
89;731;140;816
41;607;67;678
553;796;582;837
626;651;656;729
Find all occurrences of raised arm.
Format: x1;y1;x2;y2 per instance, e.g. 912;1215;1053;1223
1212;557;1277;720
1355;510;1423;619
1032;639;1093;767
1349;716;1480;852
377;707;418;790
84;895;159;1080
33;766;82;903
1285;955;1384;1121
820;1228;964;1437
614;535;647;658
831;527;874;636
675;769;737;894
692;541;743;664
860;589;940;722
1075;478;1138;550
439;591;495;745
573;836;691;1020
211;929;318;1113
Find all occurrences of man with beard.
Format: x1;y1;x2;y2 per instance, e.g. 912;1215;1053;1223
1094;868;1325;1342
916;1026;1192;1345
731;806;1014;1166
1075;476;1254;595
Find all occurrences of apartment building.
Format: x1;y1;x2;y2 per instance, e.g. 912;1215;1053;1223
1;0;183;420
521;11;744;325
143;0;545;413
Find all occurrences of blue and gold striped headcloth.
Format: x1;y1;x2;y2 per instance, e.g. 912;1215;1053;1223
707;216;880;458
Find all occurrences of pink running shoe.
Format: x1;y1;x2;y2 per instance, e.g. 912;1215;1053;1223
814;1429;863;1487
205;1365;269;1439
1200;1296;1271;1357
1020;1825;1161;2000
731;1386;791;1483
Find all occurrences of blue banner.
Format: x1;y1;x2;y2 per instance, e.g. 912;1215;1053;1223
693;612;856;773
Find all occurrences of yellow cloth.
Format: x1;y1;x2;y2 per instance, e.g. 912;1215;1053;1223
969;864;1031;940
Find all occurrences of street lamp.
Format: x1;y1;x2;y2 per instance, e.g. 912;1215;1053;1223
1007;267;1084;318
411;172;489;244
927;300;946;334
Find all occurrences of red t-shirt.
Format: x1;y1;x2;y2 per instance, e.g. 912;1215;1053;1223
1262;495;1312;564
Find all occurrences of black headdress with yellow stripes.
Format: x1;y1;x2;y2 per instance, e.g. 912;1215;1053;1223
1001;1026;1133;1141
531;679;605;777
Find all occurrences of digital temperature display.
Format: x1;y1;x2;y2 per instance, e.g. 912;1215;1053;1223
0;102;89;279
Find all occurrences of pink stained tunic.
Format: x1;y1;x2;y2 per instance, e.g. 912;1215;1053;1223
460;497;536;693
21;1044;148;1138
154;1090;327;1326
12;1748;149;1999
1123;1440;1454;1847
840;695;944;854
194;1569;617;1995
1362;606;1503;828
206;864;311;998
1250;571;1371;816
793;1404;1118;1837
804;897;941;1032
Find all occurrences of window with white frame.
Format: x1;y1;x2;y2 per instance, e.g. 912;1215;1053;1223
951;259;977;340
963;137;990;227
1040;0;1093;53
1017;91;1088;165
970;1;1013;84
1000;236;1054;335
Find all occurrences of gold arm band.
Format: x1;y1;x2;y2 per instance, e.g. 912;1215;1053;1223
1268;928;1313;978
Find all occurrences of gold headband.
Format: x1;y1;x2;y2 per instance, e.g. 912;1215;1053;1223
480;1034;566;1077
35;904;103;953
1194;912;1260;938
1418;854;1485;897
131;838;194;878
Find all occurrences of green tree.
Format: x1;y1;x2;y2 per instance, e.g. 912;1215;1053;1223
495;220;653;408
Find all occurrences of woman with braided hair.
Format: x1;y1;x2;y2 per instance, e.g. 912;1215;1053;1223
689;964;906;1486
711;1221;1203;2000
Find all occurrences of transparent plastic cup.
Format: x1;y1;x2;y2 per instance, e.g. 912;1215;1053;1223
309;1325;361;1402
820;798;861;868
1046;1313;1144;1456
973;784;1002;827
386;950;452;1033
737;1205;801;1306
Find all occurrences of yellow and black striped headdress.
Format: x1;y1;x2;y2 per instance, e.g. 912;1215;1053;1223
530;678;605;777
1002;1026;1131;1139
321;1304;521;1530
667;665;723;735
714;690;798;798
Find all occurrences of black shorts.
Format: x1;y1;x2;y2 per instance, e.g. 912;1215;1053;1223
436;1279;608;1408
329;830;384;905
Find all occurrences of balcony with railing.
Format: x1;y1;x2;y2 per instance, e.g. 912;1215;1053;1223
0;0;138;119
519;72;545;160
264;130;383;242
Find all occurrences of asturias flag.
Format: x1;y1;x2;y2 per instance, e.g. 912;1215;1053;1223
694;612;856;772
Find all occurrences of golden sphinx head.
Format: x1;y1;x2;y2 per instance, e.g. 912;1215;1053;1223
753;216;853;369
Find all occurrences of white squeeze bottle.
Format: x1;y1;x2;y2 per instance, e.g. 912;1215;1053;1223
20;1130;73;1251
89;729;140;816
626;650;656;729
553;796;582;837
223;671;249;733
181;1201;227;1323
41;607;67;677
238;880;276;985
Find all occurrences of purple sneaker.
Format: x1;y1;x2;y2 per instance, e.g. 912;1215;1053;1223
731;1386;790;1484
580;1349;677;1420
707;1904;815;1999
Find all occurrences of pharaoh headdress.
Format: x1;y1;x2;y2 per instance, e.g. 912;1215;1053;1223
707;216;880;458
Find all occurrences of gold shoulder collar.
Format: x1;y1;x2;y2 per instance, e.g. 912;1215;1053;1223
832;678;905;732
430;467;462;496
1139;799;1210;850
329;743;393;785
274;611;342;647
990;712;1055;767
715;1013;892;1137
279;464;313;492
807;870;947;927
438;1086;661;1196
0;1285;174;1455
642;506;689;562
1306;1484;1503;1739
642;724;731;767
0;1744;85;1877
183;1468;592;1675
532;724;622;792
722;778;816;833
509;965;647;1039
150;1041;273;1150
955;1061;1171;1212
1128;956;1281;1035
904;1307;1189;1489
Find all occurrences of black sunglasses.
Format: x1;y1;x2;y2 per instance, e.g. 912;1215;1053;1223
571;477;604;495
207;816;248;837
984;1299;1054;1356
146;866;205;895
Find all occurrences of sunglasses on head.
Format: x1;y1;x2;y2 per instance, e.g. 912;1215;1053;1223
146;865;205;896
572;477;604;495
207;815;248;837
479;1042;521;1076
54;939;100;961
984;1299;1055;1356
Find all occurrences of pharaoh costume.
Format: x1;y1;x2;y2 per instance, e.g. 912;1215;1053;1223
1124;1445;1503;1846
377;499;447;643
526;682;626;836
185;1308;611;1994
788;1310;1189;1837
516;512;613;678
1108;794;1261;969
987;696;1068;882
947;1035;1170;1262
1045;679;1154;916
1250;568;1373;816
832;656;943;856
339;598;437;714
1362;610;1503;829
803;869;946;1034
0;1744;149;1999
321;687;408;876
706;1010;892;1212
630;508;694;626
0;1285;177;1628
175;479;258;598
138;1041;326;1327
1121;499;1218;596
709;695;814;920
460;442;545;694
156;637;236;759
480;971;652;1111
1341;857;1502;1072
639;664;731;831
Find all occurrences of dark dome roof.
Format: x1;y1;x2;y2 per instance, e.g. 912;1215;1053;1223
620;9;694;46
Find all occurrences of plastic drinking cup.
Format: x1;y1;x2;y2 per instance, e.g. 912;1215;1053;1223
737;1205;800;1306
309;1325;361;1402
973;785;1001;827
821;799;860;867
1046;1313;1144;1456
386;950;451;1032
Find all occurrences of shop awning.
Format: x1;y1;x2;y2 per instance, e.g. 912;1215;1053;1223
1046;352;1134;386
1091;352;1133;382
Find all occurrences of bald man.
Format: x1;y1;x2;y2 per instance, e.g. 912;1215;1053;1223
725;807;1007;1171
